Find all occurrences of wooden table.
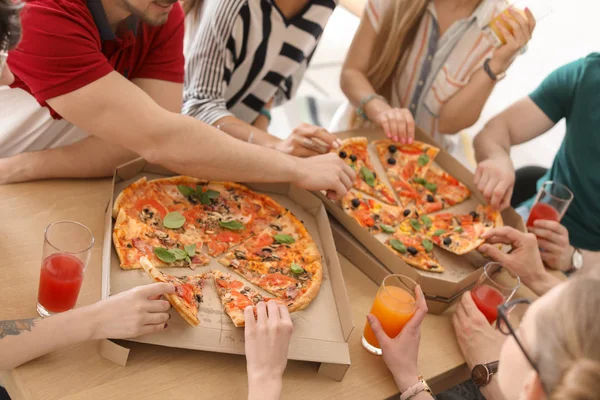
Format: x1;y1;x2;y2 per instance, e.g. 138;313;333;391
0;179;468;400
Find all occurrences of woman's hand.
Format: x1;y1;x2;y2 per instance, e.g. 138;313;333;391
274;123;342;157
88;283;175;340
489;7;536;74
372;107;415;145
366;285;427;392
528;220;573;271
245;301;293;400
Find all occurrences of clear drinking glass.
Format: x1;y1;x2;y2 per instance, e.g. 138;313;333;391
485;0;554;47
362;274;418;355
526;181;573;227
471;262;520;324
36;221;94;317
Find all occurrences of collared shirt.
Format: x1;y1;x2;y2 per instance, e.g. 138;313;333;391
182;0;337;126
365;0;507;150
0;0;184;157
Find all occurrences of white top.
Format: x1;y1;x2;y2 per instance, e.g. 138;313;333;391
183;0;337;125
330;0;508;153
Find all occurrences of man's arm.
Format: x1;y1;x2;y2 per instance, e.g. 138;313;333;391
0;79;183;184
46;71;354;197
473;97;555;209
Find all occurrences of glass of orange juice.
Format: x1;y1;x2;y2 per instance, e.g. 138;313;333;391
362;274;418;355
486;0;553;47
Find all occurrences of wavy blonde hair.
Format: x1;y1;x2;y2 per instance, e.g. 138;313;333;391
534;278;600;399
351;0;428;128
181;0;203;16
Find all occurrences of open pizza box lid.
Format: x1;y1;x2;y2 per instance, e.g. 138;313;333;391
100;159;353;381
319;128;526;314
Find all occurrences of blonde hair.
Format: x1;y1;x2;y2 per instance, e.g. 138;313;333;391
351;0;428;128
534;278;600;399
181;0;203;16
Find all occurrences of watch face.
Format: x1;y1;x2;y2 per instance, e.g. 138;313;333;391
573;250;584;268
471;365;489;386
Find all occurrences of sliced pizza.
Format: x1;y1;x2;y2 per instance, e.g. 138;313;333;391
385;232;444;273
428;205;504;255
424;164;470;207
341;190;409;234
374;139;440;181
140;257;206;327
113;209;210;270
213;270;277;327
336;137;397;205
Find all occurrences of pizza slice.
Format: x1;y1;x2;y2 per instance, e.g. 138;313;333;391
220;217;321;266
428;205;504;255
140;257;206;327
113;209;210;270
374;139;440;181
213;270;277;327
385;232;444;273
336;137;397;205
341;190;410;234
424;164;470;207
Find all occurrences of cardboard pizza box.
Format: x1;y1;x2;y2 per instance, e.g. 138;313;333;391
100;159;353;381
318;128;526;314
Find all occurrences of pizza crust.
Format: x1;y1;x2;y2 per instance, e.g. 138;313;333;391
140;257;201;327
288;260;323;312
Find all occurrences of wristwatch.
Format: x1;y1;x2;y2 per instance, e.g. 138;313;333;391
400;376;433;400
471;361;499;387
483;58;506;82
569;247;584;272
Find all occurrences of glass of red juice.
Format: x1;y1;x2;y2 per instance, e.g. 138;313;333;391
526;181;573;227
37;221;94;317
471;262;520;324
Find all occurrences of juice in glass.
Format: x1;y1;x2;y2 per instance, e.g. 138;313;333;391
489;8;527;46
471;285;505;323
526;202;560;227
36;221;94;317
362;274;417;355
38;253;85;313
472;263;520;325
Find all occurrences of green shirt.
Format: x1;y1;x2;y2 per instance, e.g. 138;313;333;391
523;53;600;250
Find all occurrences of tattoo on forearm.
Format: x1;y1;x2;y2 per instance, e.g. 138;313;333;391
0;319;37;339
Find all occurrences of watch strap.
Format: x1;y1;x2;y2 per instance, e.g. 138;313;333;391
400;376;433;400
483;58;505;82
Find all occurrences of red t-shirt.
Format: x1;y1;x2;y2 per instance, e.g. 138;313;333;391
8;0;184;119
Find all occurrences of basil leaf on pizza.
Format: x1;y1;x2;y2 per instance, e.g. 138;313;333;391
154;247;176;263
433;229;446;237
360;166;376;187
454;226;464;233
170;248;189;261
290;263;304;274
424;182;437;193
390;239;407;254
177;185;195;197
413;177;426;185
274;234;295;244
417;154;430;166
380;224;395;234
422;239;434;253
163;211;186;229
410;219;422;232
184;244;196;257
420;215;432;229
219;220;245;231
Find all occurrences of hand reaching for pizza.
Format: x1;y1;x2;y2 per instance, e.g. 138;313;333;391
245;301;293;400
452;292;506;370
474;155;515;210
88;283;175;340
366;285;428;392
292;153;356;200
274;123;343;158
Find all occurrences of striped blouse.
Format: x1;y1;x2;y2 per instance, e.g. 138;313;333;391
183;0;337;126
332;0;508;152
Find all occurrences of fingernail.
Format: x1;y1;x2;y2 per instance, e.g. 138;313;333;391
366;315;374;325
401;137;407;144
164;323;169;329
168;314;172;319
408;138;414;144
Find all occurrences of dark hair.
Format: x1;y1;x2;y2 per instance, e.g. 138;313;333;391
0;0;23;50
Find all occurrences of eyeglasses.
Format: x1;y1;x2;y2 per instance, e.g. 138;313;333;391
0;32;10;78
497;298;548;394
